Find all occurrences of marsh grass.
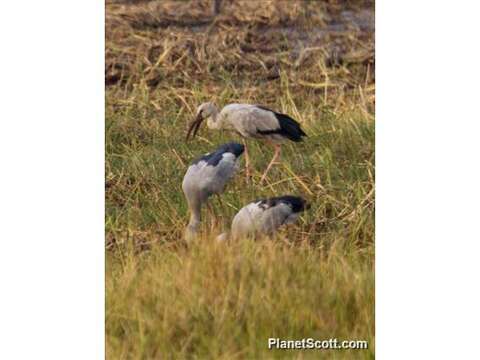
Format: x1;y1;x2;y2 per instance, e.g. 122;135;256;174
106;1;374;358
107;239;374;359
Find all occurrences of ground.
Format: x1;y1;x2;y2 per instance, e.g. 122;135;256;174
106;1;375;358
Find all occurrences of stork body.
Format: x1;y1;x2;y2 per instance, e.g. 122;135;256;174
182;142;244;242
186;103;306;183
217;195;308;241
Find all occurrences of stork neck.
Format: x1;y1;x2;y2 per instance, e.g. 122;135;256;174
185;198;202;242
188;201;201;228
185;212;200;242
189;214;200;228
207;107;221;130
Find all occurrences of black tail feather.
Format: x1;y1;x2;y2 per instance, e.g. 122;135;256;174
256;105;307;142
257;195;308;213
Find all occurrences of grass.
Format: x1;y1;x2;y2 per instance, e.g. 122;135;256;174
107;240;374;359
106;1;374;358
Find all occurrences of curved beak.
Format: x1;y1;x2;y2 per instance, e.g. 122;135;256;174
186;113;204;141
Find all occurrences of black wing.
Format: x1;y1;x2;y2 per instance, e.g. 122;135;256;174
192;142;245;166
255;105;307;142
257;195;308;213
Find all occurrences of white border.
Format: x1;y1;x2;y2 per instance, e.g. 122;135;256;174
0;0;480;358
0;1;104;358
377;1;480;358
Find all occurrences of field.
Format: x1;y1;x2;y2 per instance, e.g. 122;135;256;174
106;0;375;358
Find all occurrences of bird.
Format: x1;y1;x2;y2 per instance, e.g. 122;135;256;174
182;142;244;242
216;195;309;241
186;102;307;183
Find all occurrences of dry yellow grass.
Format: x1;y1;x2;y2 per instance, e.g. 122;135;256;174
107;238;374;359
106;1;374;358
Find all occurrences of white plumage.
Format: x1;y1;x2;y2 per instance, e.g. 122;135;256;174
186;102;307;183
182;142;244;242
217;195;309;241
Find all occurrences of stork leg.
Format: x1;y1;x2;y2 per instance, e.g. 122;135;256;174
216;194;225;210
242;139;251;180
215;195;227;228
260;144;281;184
207;202;215;221
207;202;218;232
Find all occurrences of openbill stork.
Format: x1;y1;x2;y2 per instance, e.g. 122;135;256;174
186;102;307;183
182;142;244;242
216;195;309;241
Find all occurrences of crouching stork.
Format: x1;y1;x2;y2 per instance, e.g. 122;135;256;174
186;102;307;183
216;195;309;241
182;142;244;242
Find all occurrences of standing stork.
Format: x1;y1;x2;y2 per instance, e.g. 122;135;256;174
186;102;307;183
182;142;244;242
216;195;309;241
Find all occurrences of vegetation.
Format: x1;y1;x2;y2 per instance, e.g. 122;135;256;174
106;1;374;358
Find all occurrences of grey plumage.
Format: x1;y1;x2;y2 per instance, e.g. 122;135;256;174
218;195;309;241
182;142;244;242
186;102;307;182
186;102;306;143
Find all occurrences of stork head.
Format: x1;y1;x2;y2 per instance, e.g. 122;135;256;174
185;222;200;243
196;102;217;119
186;102;218;140
215;232;229;243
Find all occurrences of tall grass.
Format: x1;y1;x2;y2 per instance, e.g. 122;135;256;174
106;1;374;358
107;239;374;359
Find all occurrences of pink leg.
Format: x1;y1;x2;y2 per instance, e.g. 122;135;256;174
207;202;218;231
260;144;281;184
207;202;215;219
243;139;251;180
216;194;225;211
